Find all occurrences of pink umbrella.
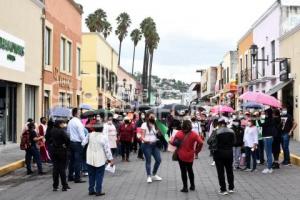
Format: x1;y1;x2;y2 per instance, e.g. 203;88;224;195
239;91;282;108
211;105;234;113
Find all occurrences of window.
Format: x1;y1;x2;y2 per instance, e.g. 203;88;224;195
240;58;243;83
77;48;81;76
66;94;71;107
60;38;66;71
101;67;105;90
66;41;72;72
97;64;100;88
44;27;51;65
271;40;275;75
59;92;65;107
227;68;229;83
261;47;265;76
105;69;109;90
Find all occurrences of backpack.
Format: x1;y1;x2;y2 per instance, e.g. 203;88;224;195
207;129;218;152
20;130;31;150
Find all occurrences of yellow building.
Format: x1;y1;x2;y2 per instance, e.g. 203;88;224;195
81;33;119;110
279;24;300;141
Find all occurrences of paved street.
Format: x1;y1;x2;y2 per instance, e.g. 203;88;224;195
0;147;300;200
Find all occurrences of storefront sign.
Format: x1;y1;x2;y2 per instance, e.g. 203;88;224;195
0;29;25;71
280;59;289;81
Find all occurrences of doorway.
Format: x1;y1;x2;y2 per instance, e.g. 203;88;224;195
0;82;17;144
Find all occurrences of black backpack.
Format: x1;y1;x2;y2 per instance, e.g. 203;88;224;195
207;130;218;152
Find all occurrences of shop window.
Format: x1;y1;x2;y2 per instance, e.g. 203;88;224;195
59;92;65;107
25;86;35;121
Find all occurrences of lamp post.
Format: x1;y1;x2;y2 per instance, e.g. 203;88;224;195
250;44;269;81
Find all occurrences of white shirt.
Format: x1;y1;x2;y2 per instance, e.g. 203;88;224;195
103;123;117;149
83;132;113;167
141;122;158;143
192;122;201;134
243;126;258;148
67;117;85;142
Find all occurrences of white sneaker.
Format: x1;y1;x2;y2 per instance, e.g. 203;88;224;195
219;191;229;195
152;175;162;181
83;172;88;176
147;176;152;183
210;161;215;166
262;168;273;174
228;190;235;194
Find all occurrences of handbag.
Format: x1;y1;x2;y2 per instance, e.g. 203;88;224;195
172;132;190;161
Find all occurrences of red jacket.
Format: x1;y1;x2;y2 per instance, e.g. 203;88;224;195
173;131;203;162
119;124;135;142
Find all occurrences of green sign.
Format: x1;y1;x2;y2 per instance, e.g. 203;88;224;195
0;36;24;57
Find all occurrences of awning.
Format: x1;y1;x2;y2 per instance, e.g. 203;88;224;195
266;79;293;95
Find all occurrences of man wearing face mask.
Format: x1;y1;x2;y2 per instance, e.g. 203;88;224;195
231;118;244;170
118;117;135;162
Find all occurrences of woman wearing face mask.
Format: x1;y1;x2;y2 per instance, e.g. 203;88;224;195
103;117;118;156
118;117;135;162
243;120;258;172
171;120;203;192
140;112;162;183
51;120;71;191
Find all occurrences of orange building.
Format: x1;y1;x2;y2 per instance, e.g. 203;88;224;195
43;0;83;115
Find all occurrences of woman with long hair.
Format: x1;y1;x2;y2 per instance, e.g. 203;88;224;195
170;120;203;192
140;112;162;183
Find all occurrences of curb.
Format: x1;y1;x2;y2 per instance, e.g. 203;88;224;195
0;159;25;177
280;152;300;166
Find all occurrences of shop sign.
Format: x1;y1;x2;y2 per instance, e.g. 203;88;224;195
0;29;25;71
280;59;289;81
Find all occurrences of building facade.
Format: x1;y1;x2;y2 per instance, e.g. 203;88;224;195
117;66;143;109
43;0;83;115
81;33;119;110
279;23;300;141
0;0;44;144
200;67;217;101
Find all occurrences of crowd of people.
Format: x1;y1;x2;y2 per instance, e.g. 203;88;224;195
19;105;297;197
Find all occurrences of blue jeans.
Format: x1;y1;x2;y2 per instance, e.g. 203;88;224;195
142;143;161;176
25;145;43;173
264;137;273;169
68;142;83;181
282;133;290;164
87;164;105;193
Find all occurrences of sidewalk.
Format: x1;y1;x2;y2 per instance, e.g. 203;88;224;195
0;144;24;176
290;140;300;156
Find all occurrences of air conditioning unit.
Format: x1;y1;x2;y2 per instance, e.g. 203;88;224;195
288;73;296;79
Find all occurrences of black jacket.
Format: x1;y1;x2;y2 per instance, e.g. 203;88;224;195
216;127;235;151
260;117;276;138
51;127;70;150
231;125;244;147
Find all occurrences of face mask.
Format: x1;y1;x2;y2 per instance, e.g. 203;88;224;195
261;115;266;119
240;115;244;119
107;120;112;125
247;122;252;127
96;117;101;121
232;122;239;126
141;115;145;119
232;115;237;120
282;110;287;115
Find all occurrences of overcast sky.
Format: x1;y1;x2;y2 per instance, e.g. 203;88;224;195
76;0;277;83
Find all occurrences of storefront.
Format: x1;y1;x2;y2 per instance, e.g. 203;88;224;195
0;0;43;144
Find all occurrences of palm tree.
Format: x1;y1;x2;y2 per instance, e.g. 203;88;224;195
85;13;98;32
103;20;112;39
94;8;107;32
130;29;142;75
140;17;156;90
115;12;131;66
147;31;160;103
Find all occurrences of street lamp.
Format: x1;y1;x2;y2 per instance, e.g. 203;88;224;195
123;78;127;88
250;44;269;64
